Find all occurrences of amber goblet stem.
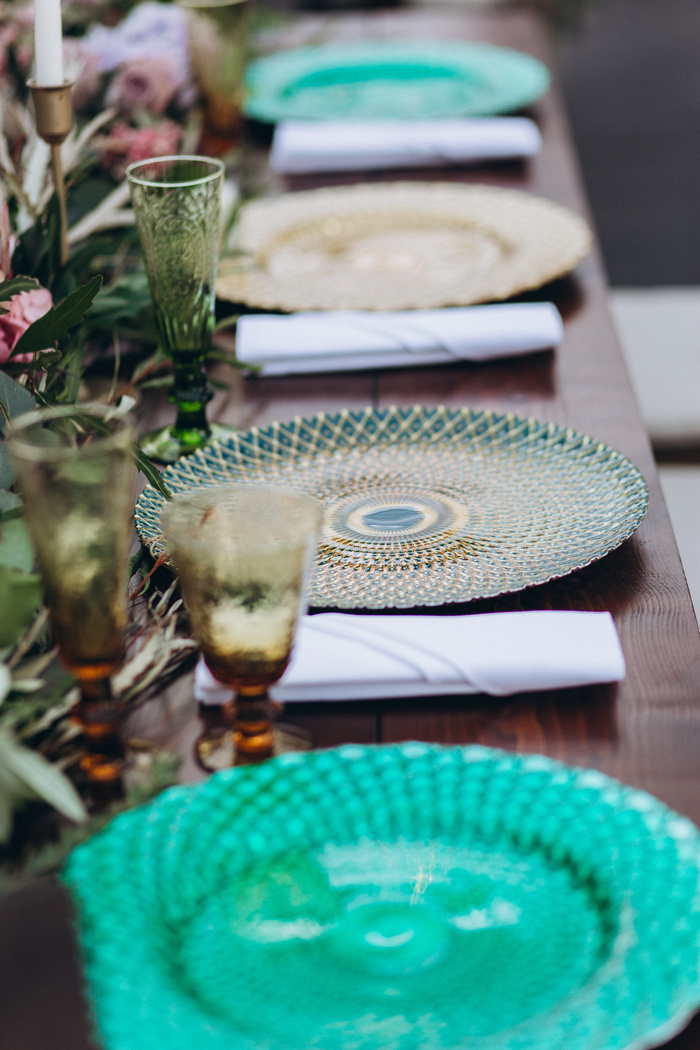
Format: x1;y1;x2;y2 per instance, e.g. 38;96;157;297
75;676;125;805
223;688;277;765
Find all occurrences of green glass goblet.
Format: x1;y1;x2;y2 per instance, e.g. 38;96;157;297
126;155;229;464
161;484;322;767
7;405;136;803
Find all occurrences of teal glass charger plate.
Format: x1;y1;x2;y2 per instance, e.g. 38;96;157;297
62;743;700;1050
134;405;648;610
244;41;551;122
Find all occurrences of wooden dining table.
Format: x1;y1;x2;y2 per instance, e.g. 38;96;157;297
3;6;700;1050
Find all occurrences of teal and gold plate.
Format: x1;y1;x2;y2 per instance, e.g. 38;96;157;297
62;743;700;1050
244;41;551;123
134;406;648;610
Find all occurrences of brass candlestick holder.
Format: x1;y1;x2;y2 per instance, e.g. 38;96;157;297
28;80;74;267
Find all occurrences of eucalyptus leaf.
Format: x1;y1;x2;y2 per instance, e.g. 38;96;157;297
0;446;12;490
0;729;87;824
0;490;21;512
0;565;42;647
12;274;103;357
0;372;35;433
0;516;34;573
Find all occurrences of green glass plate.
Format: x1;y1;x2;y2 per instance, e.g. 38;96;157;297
244;41;551;123
62;743;700;1050
134;405;648;610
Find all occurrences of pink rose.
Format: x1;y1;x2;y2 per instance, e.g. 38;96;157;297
0;288;53;366
105;55;182;117
98;120;183;180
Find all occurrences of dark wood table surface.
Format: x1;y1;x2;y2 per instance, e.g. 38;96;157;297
4;7;700;1050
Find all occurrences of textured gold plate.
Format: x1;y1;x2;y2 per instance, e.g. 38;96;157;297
217;183;592;312
135;406;648;610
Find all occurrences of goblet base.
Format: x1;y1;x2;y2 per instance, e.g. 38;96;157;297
196;721;311;772
199;123;244;160
140;422;236;463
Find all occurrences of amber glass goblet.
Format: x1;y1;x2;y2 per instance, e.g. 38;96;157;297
126;155;228;464
177;0;252;156
8;405;136;801
161;484;321;766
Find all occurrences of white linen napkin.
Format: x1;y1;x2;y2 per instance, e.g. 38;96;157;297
270;118;542;174
194;610;625;704
236;303;563;376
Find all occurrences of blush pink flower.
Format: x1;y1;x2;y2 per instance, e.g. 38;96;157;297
0;288;53;366
98;120;183;180
105;55;183;117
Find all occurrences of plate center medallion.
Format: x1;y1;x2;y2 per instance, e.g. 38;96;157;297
362;506;425;531
329;489;457;544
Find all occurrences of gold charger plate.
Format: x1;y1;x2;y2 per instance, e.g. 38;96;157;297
216;183;592;312
135;406;648;610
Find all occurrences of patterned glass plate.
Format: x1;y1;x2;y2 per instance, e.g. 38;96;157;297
62;743;700;1050
216;182;592;312
244;41;551;122
134;405;648;610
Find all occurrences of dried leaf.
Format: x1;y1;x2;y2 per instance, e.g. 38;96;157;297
0;663;10;706
8;678;45;694
0;730;87;824
0;790;12;844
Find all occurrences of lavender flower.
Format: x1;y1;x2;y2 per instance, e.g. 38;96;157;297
81;1;192;80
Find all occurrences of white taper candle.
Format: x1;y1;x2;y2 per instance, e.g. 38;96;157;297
34;0;64;87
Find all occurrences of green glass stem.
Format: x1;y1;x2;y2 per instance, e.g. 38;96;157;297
170;353;214;445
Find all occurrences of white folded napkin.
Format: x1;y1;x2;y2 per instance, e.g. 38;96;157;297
270;118;542;175
237;303;563;376
194;610;625;704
